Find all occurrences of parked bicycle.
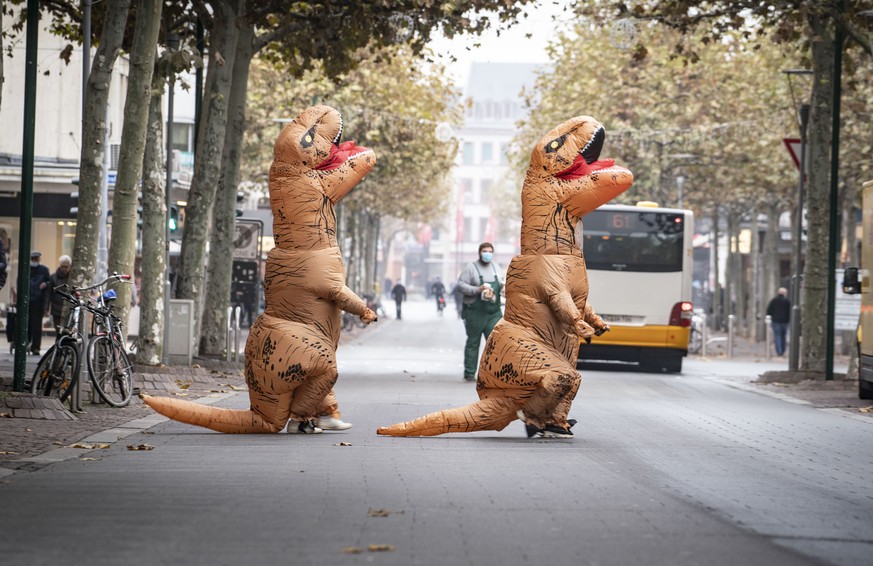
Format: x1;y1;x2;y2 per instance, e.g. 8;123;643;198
86;282;135;407
30;273;134;407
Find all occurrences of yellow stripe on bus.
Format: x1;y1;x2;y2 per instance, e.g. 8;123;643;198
583;325;691;349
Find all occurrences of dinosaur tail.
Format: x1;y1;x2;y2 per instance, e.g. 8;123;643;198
141;394;284;434
377;397;520;437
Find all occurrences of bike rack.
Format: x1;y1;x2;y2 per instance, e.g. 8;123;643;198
226;306;242;363
727;314;736;359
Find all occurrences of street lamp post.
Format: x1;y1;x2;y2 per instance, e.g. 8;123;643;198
675;174;686;209
163;33;179;366
782;69;813;372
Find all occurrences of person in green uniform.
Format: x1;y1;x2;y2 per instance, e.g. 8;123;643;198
457;242;504;381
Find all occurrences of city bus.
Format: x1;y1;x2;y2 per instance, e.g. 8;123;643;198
578;202;694;373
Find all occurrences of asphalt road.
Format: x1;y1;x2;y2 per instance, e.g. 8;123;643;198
1;299;871;566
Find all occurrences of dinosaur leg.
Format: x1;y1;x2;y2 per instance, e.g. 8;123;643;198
518;369;580;429
141;394;287;434
317;389;340;418
377;397;520;437
289;365;338;420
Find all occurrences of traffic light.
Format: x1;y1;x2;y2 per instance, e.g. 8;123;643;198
70;178;79;215
236;192;245;218
169;205;180;233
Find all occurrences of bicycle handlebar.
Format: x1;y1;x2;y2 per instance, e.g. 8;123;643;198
77;272;132;292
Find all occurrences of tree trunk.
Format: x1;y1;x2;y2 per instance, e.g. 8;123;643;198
135;65;167;365
801;15;836;373
750;205;762;341
0;6;4;112
764;199;780;337
725;208;738;327
200;23;253;356
711;206;721;330
70;1;130;290
106;0;163;332
176;0;240;347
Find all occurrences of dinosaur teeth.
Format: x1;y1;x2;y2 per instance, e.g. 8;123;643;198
334;116;344;144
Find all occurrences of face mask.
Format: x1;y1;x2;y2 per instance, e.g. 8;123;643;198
480;252;493;263
30;261;39;268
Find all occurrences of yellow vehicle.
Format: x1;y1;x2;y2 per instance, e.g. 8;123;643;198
842;179;873;399
578;203;694;373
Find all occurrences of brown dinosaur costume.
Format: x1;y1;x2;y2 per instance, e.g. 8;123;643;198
143;106;377;433
378;115;632;438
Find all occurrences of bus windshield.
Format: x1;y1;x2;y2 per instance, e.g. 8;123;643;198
582;210;685;273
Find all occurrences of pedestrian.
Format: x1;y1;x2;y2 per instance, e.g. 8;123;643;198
47;255;72;329
391;280;407;320
27;251;51;355
451;282;463;319
430;276;446;313
457;242;503;381
766;287;791;357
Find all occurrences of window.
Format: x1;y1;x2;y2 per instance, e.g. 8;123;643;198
582;211;685;272
481;142;493;163
463;218;474;242
170;123;193;152
480;179;492;203
462;143;474;165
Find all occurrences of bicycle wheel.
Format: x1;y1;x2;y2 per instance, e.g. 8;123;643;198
87;335;133;407
31;343;80;401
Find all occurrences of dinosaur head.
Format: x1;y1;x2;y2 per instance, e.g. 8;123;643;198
273;105;376;202
529;115;633;218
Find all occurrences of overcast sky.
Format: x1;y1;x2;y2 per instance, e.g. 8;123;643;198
426;0;573;89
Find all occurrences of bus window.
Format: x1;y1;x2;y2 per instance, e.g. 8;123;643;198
582;210;684;273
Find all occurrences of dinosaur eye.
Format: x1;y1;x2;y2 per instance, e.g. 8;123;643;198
545;134;567;154
300;126;316;148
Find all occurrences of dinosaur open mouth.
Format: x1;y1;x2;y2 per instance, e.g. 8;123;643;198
315;140;373;171
555;127;617;180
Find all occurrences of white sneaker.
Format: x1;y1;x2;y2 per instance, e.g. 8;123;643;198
287;420;323;434
317;416;353;430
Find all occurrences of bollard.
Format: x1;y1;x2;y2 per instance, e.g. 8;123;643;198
233;306;241;362
765;315;772;361
225;307;234;363
727;314;736;359
701;313;709;358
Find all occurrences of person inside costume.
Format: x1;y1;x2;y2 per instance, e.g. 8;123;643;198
143;105;376;433
457;242;503;381
378;115;633;439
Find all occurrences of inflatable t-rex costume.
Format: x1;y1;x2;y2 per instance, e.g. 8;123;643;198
143;106;377;433
378;115;632;438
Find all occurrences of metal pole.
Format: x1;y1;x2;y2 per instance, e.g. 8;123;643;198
789;103;810;372
13;0;40;391
162;67;175;366
765;315;773;361
826;18;844;381
701;313;709;357
225;306;233;362
233;306;241;361
727;314;736;359
97;103;109;282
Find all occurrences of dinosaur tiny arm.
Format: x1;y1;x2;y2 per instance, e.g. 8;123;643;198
544;290;595;340
582;303;610;336
327;284;377;323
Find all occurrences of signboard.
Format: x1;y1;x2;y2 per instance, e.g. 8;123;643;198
783;138;804;170
835;269;861;331
233;220;261;260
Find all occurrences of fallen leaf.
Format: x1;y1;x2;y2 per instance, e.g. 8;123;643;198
368;508;391;517
70;443;95;449
859;406;873;413
177;383;190;390
342;547;363;554
0;412;11;418
368;544;395;552
209;389;228;393
25;428;32;432
192;363;201;369
127;444;155;451
333;442;353;447
229;385;246;391
79;457;98;461
53;441;63;445
172;392;189;397
0;451;19;455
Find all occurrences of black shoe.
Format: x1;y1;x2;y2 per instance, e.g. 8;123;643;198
287;420;323;434
543;425;573;438
567;419;577;429
525;421;573;439
464;375;476;382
